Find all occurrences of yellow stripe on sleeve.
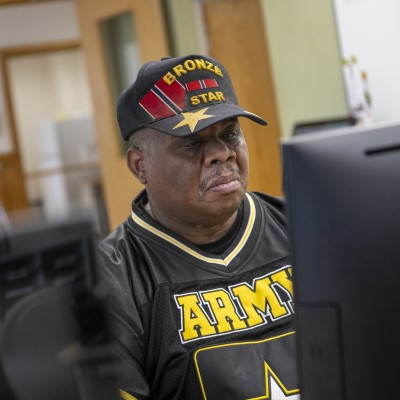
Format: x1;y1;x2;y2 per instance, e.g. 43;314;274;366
119;389;138;400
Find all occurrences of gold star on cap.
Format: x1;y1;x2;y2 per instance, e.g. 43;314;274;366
173;107;215;133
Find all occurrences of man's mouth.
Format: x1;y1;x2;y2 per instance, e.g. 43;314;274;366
206;174;242;193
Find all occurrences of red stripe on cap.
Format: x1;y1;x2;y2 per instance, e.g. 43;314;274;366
155;78;185;110
186;81;203;92
203;78;218;88
139;90;176;119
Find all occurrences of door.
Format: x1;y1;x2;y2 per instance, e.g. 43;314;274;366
0;154;27;213
203;0;283;196
75;0;169;230
0;50;28;213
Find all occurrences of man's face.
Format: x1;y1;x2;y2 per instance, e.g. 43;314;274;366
143;119;249;228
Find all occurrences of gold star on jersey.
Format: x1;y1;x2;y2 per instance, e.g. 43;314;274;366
173;107;215;132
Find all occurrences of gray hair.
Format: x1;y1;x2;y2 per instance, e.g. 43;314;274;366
127;127;152;153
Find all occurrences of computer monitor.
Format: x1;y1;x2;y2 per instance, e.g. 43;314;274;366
292;116;356;136
0;217;99;400
282;120;400;400
0;217;96;319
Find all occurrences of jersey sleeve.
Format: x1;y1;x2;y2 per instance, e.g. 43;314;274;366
97;226;150;399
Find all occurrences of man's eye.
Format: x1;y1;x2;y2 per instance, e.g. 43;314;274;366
182;139;201;149
223;131;239;140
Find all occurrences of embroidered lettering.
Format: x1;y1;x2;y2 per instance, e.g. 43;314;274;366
175;266;294;343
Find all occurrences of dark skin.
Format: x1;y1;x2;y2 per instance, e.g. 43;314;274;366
126;119;249;244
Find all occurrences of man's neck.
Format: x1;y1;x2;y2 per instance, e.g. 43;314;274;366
144;200;238;245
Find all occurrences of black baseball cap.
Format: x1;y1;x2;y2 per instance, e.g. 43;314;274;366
117;54;267;140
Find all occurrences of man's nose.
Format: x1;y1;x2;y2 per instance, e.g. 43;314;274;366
203;139;236;166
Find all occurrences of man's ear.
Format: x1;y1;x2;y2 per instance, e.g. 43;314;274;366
127;147;147;184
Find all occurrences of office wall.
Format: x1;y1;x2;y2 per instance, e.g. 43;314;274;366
334;0;400;123
261;0;349;137
0;1;79;47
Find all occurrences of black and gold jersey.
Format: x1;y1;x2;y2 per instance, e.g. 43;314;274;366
98;191;299;400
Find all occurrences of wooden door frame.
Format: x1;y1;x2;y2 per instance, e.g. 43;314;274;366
75;0;169;229
0;40;81;211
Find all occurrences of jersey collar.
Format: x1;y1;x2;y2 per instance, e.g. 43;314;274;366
129;192;256;267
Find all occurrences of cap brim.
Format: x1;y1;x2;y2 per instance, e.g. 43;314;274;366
145;103;267;137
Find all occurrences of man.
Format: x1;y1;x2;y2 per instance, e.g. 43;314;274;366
98;54;299;399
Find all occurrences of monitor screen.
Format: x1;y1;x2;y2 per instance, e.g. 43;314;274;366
282;120;400;399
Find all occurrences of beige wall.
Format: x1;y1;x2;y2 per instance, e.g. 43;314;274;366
334;0;400;123
0;1;79;47
261;0;348;137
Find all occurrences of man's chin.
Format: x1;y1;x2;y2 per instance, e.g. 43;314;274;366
205;189;245;214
